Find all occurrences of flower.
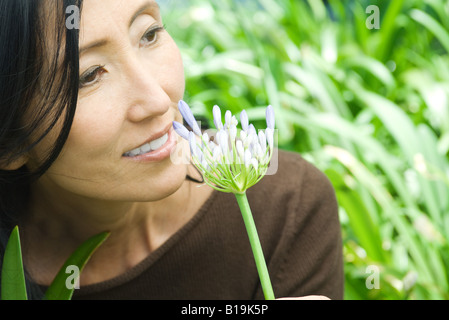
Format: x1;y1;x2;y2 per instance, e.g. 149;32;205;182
173;100;276;300
173;100;275;194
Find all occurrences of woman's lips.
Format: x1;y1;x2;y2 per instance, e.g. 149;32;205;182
122;126;177;163
123;133;169;157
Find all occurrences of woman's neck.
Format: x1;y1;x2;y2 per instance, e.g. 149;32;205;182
21;169;213;286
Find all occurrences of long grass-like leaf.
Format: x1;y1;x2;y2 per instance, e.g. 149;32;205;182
164;0;449;299
411;9;449;54
1;226;27;300
324;146;435;286
352;86;443;226
377;0;406;61
326;168;386;263
44;231;110;300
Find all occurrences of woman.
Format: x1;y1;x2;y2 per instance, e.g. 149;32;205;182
0;0;343;299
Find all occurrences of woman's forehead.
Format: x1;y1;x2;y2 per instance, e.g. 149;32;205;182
79;0;160;42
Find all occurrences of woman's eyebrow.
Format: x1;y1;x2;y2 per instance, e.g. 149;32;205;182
80;39;108;55
129;1;160;28
79;1;160;54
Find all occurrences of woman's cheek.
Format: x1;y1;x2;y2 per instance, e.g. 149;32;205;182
67;102;119;157
160;39;186;102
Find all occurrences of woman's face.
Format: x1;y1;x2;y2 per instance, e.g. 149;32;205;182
30;0;188;202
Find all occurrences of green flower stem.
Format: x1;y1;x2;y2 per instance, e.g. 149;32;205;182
234;192;275;300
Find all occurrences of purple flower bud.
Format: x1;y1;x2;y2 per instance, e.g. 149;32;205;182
225;110;232;128
213;105;223;130
231;115;238;126
236;140;244;162
178;100;202;136
248;123;256;137
240;110;248;132
201;132;210;150
213;145;222;162
251;158;259;172
189;131;198;158
265;128;274;150
258;131;266;155
240;130;247;142
244;149;251;168
217;130;229;155
266;105;275;130
229;124;237;142
253;142;263;160
173;121;190;141
201;158;209;171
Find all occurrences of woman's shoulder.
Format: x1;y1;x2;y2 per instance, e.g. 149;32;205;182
248;149;343;299
253;148;336;201
245;148;339;239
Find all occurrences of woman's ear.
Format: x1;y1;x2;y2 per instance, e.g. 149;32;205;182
0;155;28;171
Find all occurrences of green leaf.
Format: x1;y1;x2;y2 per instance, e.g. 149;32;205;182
325;169;386;263
411;9;449;54
44;231;110;300
352;85;443;226
1;226;27;300
343;55;396;89
376;0;406;61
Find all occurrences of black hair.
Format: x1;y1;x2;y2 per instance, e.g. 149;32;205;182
0;0;82;299
0;0;205;300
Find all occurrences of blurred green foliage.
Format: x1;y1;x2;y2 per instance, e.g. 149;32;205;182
161;0;449;299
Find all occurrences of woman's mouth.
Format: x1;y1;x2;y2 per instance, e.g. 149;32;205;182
122;126;177;162
123;133;169;157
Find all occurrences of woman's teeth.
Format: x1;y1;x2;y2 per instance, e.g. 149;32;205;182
124;133;168;157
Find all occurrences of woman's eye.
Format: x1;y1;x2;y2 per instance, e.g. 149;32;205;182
140;25;164;48
79;65;105;88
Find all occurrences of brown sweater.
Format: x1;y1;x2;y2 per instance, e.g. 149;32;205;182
70;149;344;300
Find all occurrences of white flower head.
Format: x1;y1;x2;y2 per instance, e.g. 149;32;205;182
174;100;275;193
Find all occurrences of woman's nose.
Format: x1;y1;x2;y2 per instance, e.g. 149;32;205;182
124;60;171;123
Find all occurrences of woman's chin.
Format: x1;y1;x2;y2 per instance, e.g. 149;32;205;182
131;164;189;203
